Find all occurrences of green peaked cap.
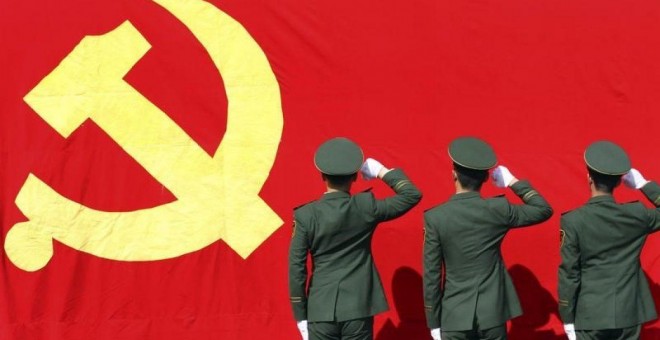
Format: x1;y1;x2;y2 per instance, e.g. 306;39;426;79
584;141;631;175
314;137;364;175
448;137;497;170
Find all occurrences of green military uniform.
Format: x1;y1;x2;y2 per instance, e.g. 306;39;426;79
423;137;553;340
289;138;422;340
558;141;660;339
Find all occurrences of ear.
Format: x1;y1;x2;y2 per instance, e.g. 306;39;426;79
452;170;458;181
587;174;593;185
352;173;358;182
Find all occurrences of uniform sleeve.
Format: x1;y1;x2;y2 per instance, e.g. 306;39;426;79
640;181;660;233
288;216;309;321
558;215;581;323
505;180;554;227
373;169;423;222
422;217;443;329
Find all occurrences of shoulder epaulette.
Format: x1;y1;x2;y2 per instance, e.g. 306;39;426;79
622;200;640;205
424;203;445;213
294;200;316;211
488;194;506;199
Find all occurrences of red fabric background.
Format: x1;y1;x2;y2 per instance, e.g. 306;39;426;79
1;0;659;338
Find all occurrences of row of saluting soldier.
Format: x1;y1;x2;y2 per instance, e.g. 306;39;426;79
288;137;659;340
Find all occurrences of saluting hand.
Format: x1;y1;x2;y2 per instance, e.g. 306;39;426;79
361;158;389;180
430;328;441;340
623;168;649;189
492;165;518;188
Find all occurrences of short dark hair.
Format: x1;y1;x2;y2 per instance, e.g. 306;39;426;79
322;173;357;187
588;168;621;193
454;163;488;191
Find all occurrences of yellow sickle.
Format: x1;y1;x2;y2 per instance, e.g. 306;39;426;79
5;0;283;271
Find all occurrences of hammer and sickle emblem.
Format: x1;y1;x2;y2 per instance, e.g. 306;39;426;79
5;0;283;271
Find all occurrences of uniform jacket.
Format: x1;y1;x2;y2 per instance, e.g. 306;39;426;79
289;169;422;322
423;181;553;331
558;181;660;330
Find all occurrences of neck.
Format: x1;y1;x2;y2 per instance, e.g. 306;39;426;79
455;182;476;194
590;184;612;197
326;185;350;194
591;190;611;198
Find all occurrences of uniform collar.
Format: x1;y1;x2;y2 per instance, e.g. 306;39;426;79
321;191;351;200
450;191;481;201
587;194;615;204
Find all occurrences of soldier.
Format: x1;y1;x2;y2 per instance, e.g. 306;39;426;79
558;141;660;340
423;137;553;340
289;137;422;340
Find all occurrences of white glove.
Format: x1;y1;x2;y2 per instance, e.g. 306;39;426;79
622;168;649;189
297;320;309;340
431;328;441;340
564;323;576;340
361;158;385;180
492;165;516;188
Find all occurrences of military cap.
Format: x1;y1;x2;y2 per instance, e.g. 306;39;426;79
448;137;497;170
314;137;364;175
584;141;631;175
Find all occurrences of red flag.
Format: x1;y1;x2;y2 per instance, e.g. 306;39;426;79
1;0;659;339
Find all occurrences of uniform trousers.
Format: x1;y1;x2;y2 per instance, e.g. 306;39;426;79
309;317;373;340
576;325;641;340
442;321;507;340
